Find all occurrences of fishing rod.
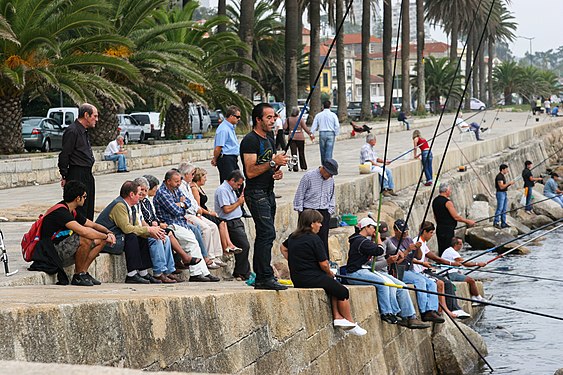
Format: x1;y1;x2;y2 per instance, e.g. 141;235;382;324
438;301;494;373
510;142;563;183
282;0;353;157
337;273;563;321
457;194;563;229
436;217;563;276
437;264;563;284
464;222;563;276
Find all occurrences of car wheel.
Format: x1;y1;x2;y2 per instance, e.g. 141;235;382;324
42;139;51;152
124;133;129;144
140;132;145;142
480;106;485;111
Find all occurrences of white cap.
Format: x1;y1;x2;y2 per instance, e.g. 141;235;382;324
358;217;377;229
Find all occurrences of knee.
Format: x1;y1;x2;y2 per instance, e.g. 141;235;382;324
79;236;92;248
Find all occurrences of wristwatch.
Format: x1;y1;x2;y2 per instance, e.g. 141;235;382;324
269;160;276;168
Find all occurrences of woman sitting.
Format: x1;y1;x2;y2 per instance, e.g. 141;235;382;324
280;209;367;336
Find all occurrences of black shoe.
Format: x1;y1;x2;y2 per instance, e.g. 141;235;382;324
381;314;398;324
206;274;221;282
117;169;130;173
189;274;212;282
125;274;150;284
71;273;94;286
422;311;445;324
493;223;501;229
142;274;163;284
254;279;288;290
84;272;101;285
501;223;510;228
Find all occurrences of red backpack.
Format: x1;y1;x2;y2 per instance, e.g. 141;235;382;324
21;203;69;262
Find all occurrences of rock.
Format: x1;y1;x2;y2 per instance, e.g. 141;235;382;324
517;212;553;229
466;227;517;252
554;369;563;375
468;201;490;222
527;191;563;220
433;318;488;375
506;216;531;235
473;193;489;203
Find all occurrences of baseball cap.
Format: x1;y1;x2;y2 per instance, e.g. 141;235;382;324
393;219;409;232
358;217;377;229
378;221;390;237
322;158;339;176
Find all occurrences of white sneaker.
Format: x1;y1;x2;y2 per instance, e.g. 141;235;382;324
206;261;220;269
452;309;471;319
471;295;489;306
212;258;227;267
348;324;367;336
333;319;356;329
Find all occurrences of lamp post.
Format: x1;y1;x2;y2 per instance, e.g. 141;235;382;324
517;35;535;65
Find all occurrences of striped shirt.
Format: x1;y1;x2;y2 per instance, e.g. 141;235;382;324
293;168;336;214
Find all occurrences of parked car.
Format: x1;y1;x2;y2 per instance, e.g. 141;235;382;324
277;105;309;123
187;103;211;134
22;117;65;152
470;98;486;111
347;102;381;120
130;112;163;140
209;109;224;128
47;107;78;128
117;114;145;144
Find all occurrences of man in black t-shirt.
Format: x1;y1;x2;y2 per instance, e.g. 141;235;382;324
522;160;543;213
240;103;289;290
39;180;116;286
493;164;514;228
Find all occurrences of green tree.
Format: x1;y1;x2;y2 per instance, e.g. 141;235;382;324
492;61;522;105
411;56;463;111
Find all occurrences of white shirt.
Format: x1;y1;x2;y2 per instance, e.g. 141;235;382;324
274;118;283;132
179;180;200;216
310;109;340;135
104;140;120;156
412;237;430;273
441;246;461;274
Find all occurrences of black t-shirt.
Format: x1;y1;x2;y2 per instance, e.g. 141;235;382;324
240;131;275;191
522;168;534;188
40;202;86;244
346;233;384;274
432;195;457;228
283;233;327;278
495;172;507;192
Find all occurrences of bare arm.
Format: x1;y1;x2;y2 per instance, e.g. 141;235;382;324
413;137;420;159
242;152;288;179
319;260;333;277
211;146;222;166
445;201;475;226
222;195;245;214
280;243;289;260
66;221;108;241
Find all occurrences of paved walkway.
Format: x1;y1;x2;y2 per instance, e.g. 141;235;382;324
0;111;556;278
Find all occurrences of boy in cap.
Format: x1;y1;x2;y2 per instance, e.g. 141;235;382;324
345;217;430;329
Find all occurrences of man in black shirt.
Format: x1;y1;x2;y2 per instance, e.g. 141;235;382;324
494;164;514;228
38;180;116;286
58;104;97;220
240;103;289;290
522;160;543;213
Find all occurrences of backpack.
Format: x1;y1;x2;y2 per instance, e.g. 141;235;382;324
21;203;69;262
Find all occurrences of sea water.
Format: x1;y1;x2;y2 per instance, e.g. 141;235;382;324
471;227;563;374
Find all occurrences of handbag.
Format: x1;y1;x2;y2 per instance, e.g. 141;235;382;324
101;233;125;255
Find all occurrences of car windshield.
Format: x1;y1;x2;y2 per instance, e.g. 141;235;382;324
131;115;149;124
22;118;42;128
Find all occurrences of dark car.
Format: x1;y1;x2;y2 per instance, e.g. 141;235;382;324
209;109;224;128
22;117;65;152
347;102;381;120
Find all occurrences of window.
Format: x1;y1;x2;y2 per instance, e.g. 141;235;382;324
65;112;74;126
346;62;352;81
323;73;329;87
331;62;337;78
356;85;362;98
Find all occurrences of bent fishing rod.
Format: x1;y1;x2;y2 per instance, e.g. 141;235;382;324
464;222;563;276
336;273;563;322
437;264;563;284
435;217;563;276
457;194;563;230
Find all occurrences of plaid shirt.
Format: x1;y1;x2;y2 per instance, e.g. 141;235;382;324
153;183;191;228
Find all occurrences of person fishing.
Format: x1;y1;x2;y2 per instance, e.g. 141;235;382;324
412;130;433;186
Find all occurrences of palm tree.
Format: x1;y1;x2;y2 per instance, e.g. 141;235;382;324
308;0;322;121
360;0;371;120
335;0;347;121
492;61;521;105
0;0;138;154
382;0;392;115
415;0;425;113
400;0;410;115
238;0;255;101
285;0;299;111
411;56;463;112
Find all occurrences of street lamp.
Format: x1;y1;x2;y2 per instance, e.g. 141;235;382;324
517;35;535;65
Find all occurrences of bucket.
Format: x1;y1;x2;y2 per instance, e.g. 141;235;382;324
341;214;358;226
196;134;203;139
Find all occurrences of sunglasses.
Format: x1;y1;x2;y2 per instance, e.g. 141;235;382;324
232;115;241;119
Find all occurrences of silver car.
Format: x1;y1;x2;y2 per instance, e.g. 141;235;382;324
22;117;65;152
117;114;144;144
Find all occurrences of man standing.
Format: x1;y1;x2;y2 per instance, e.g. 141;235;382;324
432;182;475;256
103;135;128;173
310;100;340;164
293;159;338;259
522;160;543;213
215;170;251;280
360;134;397;196
240;103;289;290
58;104;97;220
493;164;514;228
32;180;115;286
212;105;242;183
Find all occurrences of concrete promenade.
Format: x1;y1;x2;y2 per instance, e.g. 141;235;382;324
0;111;559;279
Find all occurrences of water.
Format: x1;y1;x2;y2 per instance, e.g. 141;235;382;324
471;228;563;375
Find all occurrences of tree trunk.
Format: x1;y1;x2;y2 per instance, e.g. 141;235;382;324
360;0;371;120
336;0;347;121
0;93;24;154
487;38;494;107
449;22;458;63
401;0;410;115
472;32;479;103
383;0;392;115
89;95;119;146
415;0;425;113
285;0;299;111
297;3;306;97
464;35;473;110
479;43;486;103
217;0;227;33
309;0;321;122
165;97;191;139
238;0;254;101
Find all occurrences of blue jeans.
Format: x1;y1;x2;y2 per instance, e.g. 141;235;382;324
319;131;335;164
545;193;563;208
402;270;438;313
421;150;433;183
245;189;276;283
348;268;416;318
469;122;481;140
148;236;175;275
379;168;395;190
104;154;127;171
494;191;508;225
401;120;410;130
525;187;533;212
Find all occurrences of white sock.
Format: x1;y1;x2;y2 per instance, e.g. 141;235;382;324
138;269;148;277
127;271;137;277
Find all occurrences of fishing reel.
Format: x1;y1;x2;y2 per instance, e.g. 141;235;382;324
287;155;298;172
0;229;18;277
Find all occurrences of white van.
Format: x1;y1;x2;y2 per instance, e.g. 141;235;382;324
187;103;211;134
47;107;78;128
130;112;164;139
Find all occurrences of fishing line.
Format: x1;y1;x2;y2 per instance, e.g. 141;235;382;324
437;264;563;284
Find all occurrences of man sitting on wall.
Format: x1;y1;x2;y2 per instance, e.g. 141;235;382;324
103;135;128;173
359;134;397;197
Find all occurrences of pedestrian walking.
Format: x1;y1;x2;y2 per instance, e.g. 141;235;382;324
284;107;314;171
310;100;340;164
